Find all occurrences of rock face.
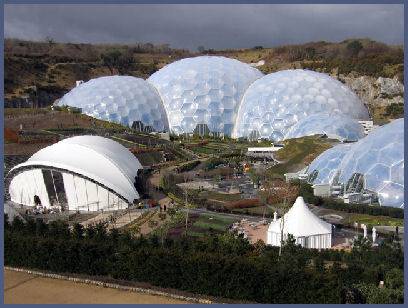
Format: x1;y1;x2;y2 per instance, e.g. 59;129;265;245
337;74;404;107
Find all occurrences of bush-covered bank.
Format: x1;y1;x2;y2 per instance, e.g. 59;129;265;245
4;216;403;304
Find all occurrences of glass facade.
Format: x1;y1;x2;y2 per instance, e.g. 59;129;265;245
338;118;404;208
148;56;263;135
307;143;352;185
285;114;365;141
59;76;169;132
233;69;369;141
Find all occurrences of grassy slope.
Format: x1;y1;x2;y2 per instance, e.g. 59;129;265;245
267;136;336;178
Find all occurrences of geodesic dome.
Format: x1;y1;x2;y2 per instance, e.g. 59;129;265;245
338;118;404;208
148;56;263;135
233;69;369;141
285;114;365;142
58;76;169;132
307;143;352;185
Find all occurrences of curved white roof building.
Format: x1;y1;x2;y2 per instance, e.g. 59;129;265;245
148;56;263;135
233;69;369;141
8;136;142;212
58;76;169;132
267;197;332;249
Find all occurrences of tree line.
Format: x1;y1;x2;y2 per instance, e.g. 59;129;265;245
4;215;403;303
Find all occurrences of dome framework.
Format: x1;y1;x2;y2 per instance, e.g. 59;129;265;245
233;69;369;141
58;76;169;132
148;56;263;136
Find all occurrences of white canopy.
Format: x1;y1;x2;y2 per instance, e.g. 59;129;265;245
268;196;332;237
9;136;142;203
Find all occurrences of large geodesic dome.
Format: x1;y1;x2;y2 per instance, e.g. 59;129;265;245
285;114;365;142
148;56;263;135
307;143;352;185
58;76;169;132
233;69;370;141
338;118;404;208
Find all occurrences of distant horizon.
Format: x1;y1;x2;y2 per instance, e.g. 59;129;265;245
4;36;404;51
4;4;404;51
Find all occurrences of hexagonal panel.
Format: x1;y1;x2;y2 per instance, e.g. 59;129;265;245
58;76;169;132
233;69;369;141
148;56;263;135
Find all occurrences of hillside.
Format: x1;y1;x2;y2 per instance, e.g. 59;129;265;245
4;38;404;122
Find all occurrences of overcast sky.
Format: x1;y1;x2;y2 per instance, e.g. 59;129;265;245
4;4;404;50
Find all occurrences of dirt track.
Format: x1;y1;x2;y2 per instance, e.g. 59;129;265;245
4;269;191;304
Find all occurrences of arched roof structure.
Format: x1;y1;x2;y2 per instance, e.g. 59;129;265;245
9;136;142;203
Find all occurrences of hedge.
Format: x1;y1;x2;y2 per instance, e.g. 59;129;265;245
4;217;403;304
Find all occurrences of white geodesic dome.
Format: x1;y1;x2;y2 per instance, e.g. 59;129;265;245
285;114;365;142
338;118;404;208
233;69;370;141
147;56;263;135
307;143;352;185
58;76;169;132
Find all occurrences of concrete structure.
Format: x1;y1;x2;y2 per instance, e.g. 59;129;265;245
358;120;378;135
267;196;332;249
7;136;142;212
312;183;332;198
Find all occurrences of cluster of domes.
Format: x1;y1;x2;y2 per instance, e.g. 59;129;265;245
307;119;404;208
58;56;370;141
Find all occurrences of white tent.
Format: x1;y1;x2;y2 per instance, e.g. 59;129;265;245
8;136;142;212
267;196;332;249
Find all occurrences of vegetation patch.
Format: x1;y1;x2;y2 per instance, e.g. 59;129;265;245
267;136;335;178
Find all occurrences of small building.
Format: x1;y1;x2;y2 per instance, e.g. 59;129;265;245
246;145;283;160
312;183;331;197
284;167;308;182
267;196;332;249
358;120;378;135
343;192;374;204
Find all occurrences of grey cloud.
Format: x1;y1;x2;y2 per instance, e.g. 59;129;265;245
4;4;404;50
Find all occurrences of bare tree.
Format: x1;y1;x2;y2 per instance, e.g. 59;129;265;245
182;172;194;235
260;180;298;258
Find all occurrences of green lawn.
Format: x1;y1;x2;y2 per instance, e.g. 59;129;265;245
191;212;238;234
347;213;404;227
267;136;336;177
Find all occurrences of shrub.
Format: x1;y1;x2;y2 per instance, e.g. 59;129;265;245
224;199;261;210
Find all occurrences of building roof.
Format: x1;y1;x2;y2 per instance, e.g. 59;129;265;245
268;196;332;237
9;136;142;203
